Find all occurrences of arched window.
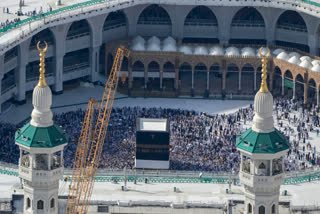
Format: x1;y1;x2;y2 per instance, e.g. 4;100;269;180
248;203;252;213
132;61;145;72
29;29;55;49
184;6;217;26
272;204;276;214
67;20;91;39
103;11;127;31
50;198;55;208
163;61;175;73
259;205;265;214
27;197;31;209
148;61;160;72
138;5;171;25
232;7;265;27
259;162;266;169
37;200;44;210
276;11;307;32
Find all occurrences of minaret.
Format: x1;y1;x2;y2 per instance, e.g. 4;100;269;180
15;41;67;214
236;48;290;214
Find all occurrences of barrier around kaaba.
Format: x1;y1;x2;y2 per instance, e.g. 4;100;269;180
135;118;170;169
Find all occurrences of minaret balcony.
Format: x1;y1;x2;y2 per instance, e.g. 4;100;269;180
239;171;284;187
19;166;64;182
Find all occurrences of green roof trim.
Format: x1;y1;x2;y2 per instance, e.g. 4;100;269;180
236;128;290;154
15;122;67;148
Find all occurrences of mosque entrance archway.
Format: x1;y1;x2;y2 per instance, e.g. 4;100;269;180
209;63;222;95
132;61;145;91
308;78;316;105
241;64;254;95
226;64;239;95
147;61;160;91
284;70;293;98
194;63;207;95
163;61;175;92
295;74;304;102
179;62;192;95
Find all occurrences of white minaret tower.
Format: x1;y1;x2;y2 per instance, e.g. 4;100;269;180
236;48;290;214
15;41;67;214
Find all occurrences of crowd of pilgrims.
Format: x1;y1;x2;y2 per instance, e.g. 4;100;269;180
1;98;320;173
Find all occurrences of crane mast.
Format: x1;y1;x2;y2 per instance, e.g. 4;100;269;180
66;46;130;214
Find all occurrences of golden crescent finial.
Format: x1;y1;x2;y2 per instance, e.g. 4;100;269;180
37;41;48;53
259;47;270;58
37;41;48;88
259;47;270;93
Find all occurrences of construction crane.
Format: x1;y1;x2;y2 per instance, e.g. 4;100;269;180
66;46;130;214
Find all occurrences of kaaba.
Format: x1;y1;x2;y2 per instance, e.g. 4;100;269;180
135;118;170;169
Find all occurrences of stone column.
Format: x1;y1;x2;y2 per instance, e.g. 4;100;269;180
144;66;147;89
61;150;64;167
160;70;163;89
238;72;241;91
254;72;257;91
281;76;285;96
19;149;22;166
292;80;296;100
175;58;180;90
215;8;233;45
124;8;138;37
175;68;179;90
317;88;319;107
191;69;194;89
308;33;317;56
207;71;210;90
87;15;104;83
270;160;273;176
17;39;30;104
128;58;133;89
51;25;68;94
222;60;227;93
54;53;64;94
304;81;308;105
48;154;51;170
90;46;100;83
269;72;273;92
222;71;226;91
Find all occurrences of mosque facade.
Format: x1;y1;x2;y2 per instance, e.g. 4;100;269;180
1;1;320;113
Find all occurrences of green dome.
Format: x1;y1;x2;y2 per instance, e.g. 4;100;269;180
15;122;67;148
236;128;290;154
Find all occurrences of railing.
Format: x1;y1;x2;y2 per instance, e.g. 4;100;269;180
63;62;90;73
185;19;218;26
277;24;308;32
4;53;17;63
26;73;53;82
231;20;265;27
0;0;320;54
138;17;172;25
1;83;16;95
66;31;90;40
1;159;320;185
103;22;126;31
0;0;318;37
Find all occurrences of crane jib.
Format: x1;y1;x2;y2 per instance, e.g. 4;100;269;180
66;46;130;214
